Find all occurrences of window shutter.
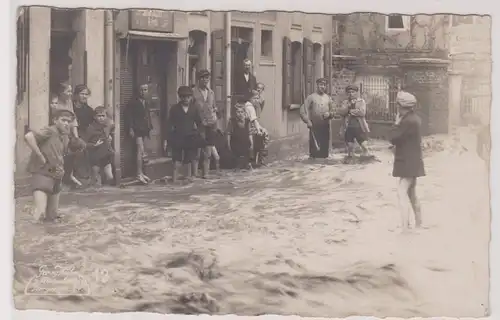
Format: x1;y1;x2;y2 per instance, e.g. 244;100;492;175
211;29;227;127
323;40;333;95
282;36;292;108
119;41;135;178
303;37;314;97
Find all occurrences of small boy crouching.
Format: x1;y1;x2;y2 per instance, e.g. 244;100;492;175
227;99;253;170
24;109;87;222
83;106;115;186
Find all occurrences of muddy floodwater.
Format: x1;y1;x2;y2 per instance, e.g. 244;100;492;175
13;133;490;318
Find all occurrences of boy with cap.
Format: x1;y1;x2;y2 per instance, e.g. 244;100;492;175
227;98;254;170
191;69;221;178
167;86;204;182
83;106;115;186
390;91;425;232
338;84;371;160
24;109;87;222
299;78;335;159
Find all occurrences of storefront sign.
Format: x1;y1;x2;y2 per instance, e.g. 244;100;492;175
406;70;446;86
129;10;174;33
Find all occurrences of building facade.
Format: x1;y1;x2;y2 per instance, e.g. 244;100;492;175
14;8;333;191
330;13;453;141
15;7;107;195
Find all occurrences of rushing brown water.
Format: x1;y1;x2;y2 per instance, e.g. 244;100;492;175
13;132;490;318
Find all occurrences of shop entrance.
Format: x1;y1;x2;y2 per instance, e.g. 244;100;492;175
119;39;176;178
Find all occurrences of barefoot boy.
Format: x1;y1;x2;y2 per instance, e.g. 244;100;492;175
390;91;425;231
83;106;115;186
24;109;86;222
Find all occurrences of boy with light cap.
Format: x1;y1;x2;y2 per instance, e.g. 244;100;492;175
390;91;426;232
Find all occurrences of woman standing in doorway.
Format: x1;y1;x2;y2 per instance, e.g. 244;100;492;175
71;84;95;183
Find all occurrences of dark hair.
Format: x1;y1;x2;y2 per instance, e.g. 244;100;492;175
73;84;91;97
49;93;59;102
94;106;107;115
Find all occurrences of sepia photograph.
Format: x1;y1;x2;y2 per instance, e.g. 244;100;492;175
11;5;492;319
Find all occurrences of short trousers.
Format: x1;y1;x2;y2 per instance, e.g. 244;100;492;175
202;125;218;146
31;174;62;195
89;152;113;167
133;128;150;139
172;147;197;164
345;126;367;144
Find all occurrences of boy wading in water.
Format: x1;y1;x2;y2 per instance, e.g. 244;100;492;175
299;78;335;159
25;109;87;222
125;84;152;184
83;106;115;186
390;91;426;232
192;69;221;178
227;100;253;170
167;86;204;183
338;84;371;161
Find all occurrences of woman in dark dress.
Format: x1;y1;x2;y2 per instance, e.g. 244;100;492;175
390;91;425;232
71;84;95;182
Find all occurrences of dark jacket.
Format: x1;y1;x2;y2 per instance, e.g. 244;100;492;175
233;71;257;98
390;111;425;178
167;103;204;149
73;103;95;137
125;97;152;134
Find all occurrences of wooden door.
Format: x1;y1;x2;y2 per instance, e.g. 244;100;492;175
211;29;227;128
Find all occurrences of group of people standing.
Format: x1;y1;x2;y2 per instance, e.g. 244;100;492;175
125;59;270;184
300;78;426;232
23;57;426;232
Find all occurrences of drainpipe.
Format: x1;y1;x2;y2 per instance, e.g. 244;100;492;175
225;12;232;125
104;10;119;183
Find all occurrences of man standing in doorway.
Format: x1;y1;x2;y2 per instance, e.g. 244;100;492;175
192;69;221;178
125;84;152;184
234;58;257;99
299;78;336;159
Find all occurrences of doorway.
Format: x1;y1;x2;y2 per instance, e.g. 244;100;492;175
231;27;253;96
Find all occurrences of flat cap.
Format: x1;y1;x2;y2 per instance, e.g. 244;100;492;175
197;69;211;78
345;84;359;92
316;77;327;84
177;85;193;96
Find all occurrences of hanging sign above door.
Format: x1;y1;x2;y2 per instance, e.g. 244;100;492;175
129;10;174;33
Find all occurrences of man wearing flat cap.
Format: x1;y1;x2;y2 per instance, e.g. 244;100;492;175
166;85;204;182
338;84;371;159
390;91;425;232
191;69;221;178
299;77;336;159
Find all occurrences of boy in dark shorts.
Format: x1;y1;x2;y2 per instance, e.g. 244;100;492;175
24;109;87;222
338;84;371;159
83;106;115;186
167;86;204;182
227;101;253;170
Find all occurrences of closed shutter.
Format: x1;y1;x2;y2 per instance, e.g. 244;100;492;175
119;40;135;178
211;29;227;127
323;40;333;95
282;36;292;108
303;37;314;97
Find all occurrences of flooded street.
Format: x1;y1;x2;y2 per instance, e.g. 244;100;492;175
13;134;490;318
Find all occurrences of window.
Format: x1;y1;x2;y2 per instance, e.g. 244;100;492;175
261;29;273;58
386;14;409;30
